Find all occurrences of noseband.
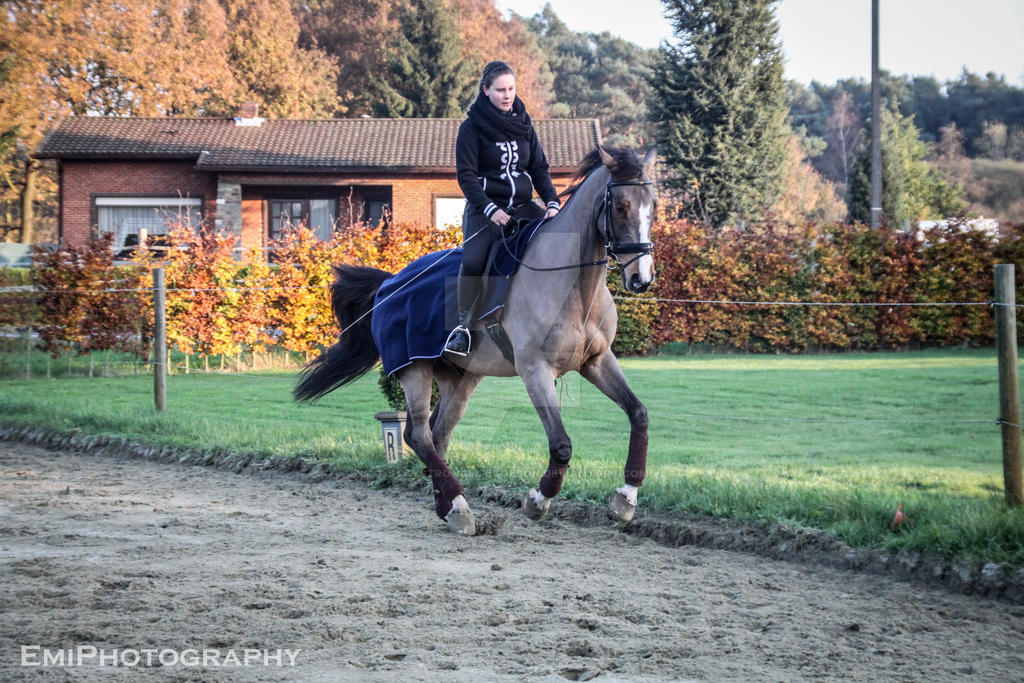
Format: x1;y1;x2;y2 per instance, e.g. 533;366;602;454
600;180;655;270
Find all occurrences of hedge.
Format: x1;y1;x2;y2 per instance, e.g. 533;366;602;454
650;219;1024;352
1;218;1020;367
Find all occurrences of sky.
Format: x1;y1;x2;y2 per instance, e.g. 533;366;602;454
496;0;1024;86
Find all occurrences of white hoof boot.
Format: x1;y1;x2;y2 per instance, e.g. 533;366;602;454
609;485;638;523
521;488;551;521
445;495;476;535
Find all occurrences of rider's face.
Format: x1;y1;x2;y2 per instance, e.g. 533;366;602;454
483;74;516;113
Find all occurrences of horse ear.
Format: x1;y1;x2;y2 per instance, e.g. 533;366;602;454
598;145;618;172
642;146;657;179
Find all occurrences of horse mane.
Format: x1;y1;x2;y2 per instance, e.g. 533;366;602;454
558;146;644;201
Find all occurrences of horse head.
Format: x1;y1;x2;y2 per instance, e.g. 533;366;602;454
597;146;658;293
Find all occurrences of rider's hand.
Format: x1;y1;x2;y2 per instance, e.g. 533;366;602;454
544;206;560;219
490;209;511;226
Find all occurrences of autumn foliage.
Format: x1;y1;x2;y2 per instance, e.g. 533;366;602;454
650;219;1024;352
14;221;460;366
7;219;1023;367
29;234;149;358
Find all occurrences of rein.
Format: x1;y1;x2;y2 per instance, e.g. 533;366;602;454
504;177;654;273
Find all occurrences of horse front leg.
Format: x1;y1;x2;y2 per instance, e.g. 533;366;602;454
398;363;475;535
519;364;572;521
579;349;648;522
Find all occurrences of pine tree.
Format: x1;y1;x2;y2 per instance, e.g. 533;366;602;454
648;0;789;228
371;0;476;118
527;5;654;146
847;108;966;226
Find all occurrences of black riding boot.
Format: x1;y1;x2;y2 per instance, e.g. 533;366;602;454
444;270;481;355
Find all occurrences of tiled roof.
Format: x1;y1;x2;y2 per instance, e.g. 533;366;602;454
34;117;602;172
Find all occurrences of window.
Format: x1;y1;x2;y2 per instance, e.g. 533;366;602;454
96;197;202;249
434;197;465;229
364;199;391;228
268;198;336;241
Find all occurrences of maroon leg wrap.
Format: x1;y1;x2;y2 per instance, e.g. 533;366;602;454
538;459;569;499
624;429;648;486
420;451;464;520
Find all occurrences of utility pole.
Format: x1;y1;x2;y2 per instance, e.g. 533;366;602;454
870;0;882;228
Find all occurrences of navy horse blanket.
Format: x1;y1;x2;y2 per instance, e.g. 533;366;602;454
371;218;545;376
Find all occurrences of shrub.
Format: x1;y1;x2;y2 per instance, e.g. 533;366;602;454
607;268;658;356
17;216;1021;374
31;234;148;358
377;368;437;412
157;224;243;362
0;267;36;329
650;215;1019;352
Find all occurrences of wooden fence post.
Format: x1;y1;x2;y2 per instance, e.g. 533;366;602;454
153;267;167;412
994;263;1022;506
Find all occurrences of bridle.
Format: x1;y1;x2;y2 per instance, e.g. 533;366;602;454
599;179;655;270
507;176;655;273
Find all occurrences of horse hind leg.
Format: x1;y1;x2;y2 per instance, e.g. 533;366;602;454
430;363;483;458
398;363;475;535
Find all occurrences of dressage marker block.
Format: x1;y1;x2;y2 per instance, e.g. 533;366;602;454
374;411;408;464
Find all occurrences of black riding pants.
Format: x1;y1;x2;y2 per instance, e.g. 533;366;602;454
460;201;545;277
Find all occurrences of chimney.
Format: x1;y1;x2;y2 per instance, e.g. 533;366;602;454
234;101;263;127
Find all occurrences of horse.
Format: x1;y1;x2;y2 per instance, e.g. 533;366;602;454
294;145;658;535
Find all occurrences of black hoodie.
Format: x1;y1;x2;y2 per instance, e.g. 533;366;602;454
455;96;560;219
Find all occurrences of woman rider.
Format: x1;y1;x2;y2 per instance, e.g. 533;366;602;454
444;60;561;354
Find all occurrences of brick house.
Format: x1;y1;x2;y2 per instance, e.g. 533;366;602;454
33;109;601;257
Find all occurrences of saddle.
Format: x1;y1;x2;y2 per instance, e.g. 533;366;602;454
370;218;547;376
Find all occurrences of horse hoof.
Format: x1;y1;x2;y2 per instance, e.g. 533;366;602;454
609;491;636;523
521;489;550;521
446;510;476;536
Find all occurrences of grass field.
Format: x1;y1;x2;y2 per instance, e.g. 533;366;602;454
1;349;1022;565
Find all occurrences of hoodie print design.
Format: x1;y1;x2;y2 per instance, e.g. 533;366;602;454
496;141;520;209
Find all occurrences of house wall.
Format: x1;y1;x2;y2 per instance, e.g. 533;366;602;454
224;173;465;233
60;163;575;252
59;160;217;247
225;171;572;230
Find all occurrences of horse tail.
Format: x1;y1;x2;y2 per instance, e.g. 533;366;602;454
294;264;392;402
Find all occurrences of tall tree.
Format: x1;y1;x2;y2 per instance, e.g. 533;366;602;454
648;0;789;228
293;0;394;116
369;0;476;118
1;0;339;242
931;123;975;195
821;91;861;193
0;0;117;243
456;0;554;116
526;4;653;146
221;0;339;118
945;70;1024;155
848;108;965;226
769;134;846;225
789;70;1024;163
295;0;554;118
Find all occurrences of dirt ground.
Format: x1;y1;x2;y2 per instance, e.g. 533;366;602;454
2;441;1024;682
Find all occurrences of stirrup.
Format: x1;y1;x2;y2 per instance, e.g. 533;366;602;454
444;325;471;356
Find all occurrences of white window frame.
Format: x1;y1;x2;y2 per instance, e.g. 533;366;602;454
95;196;203;249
